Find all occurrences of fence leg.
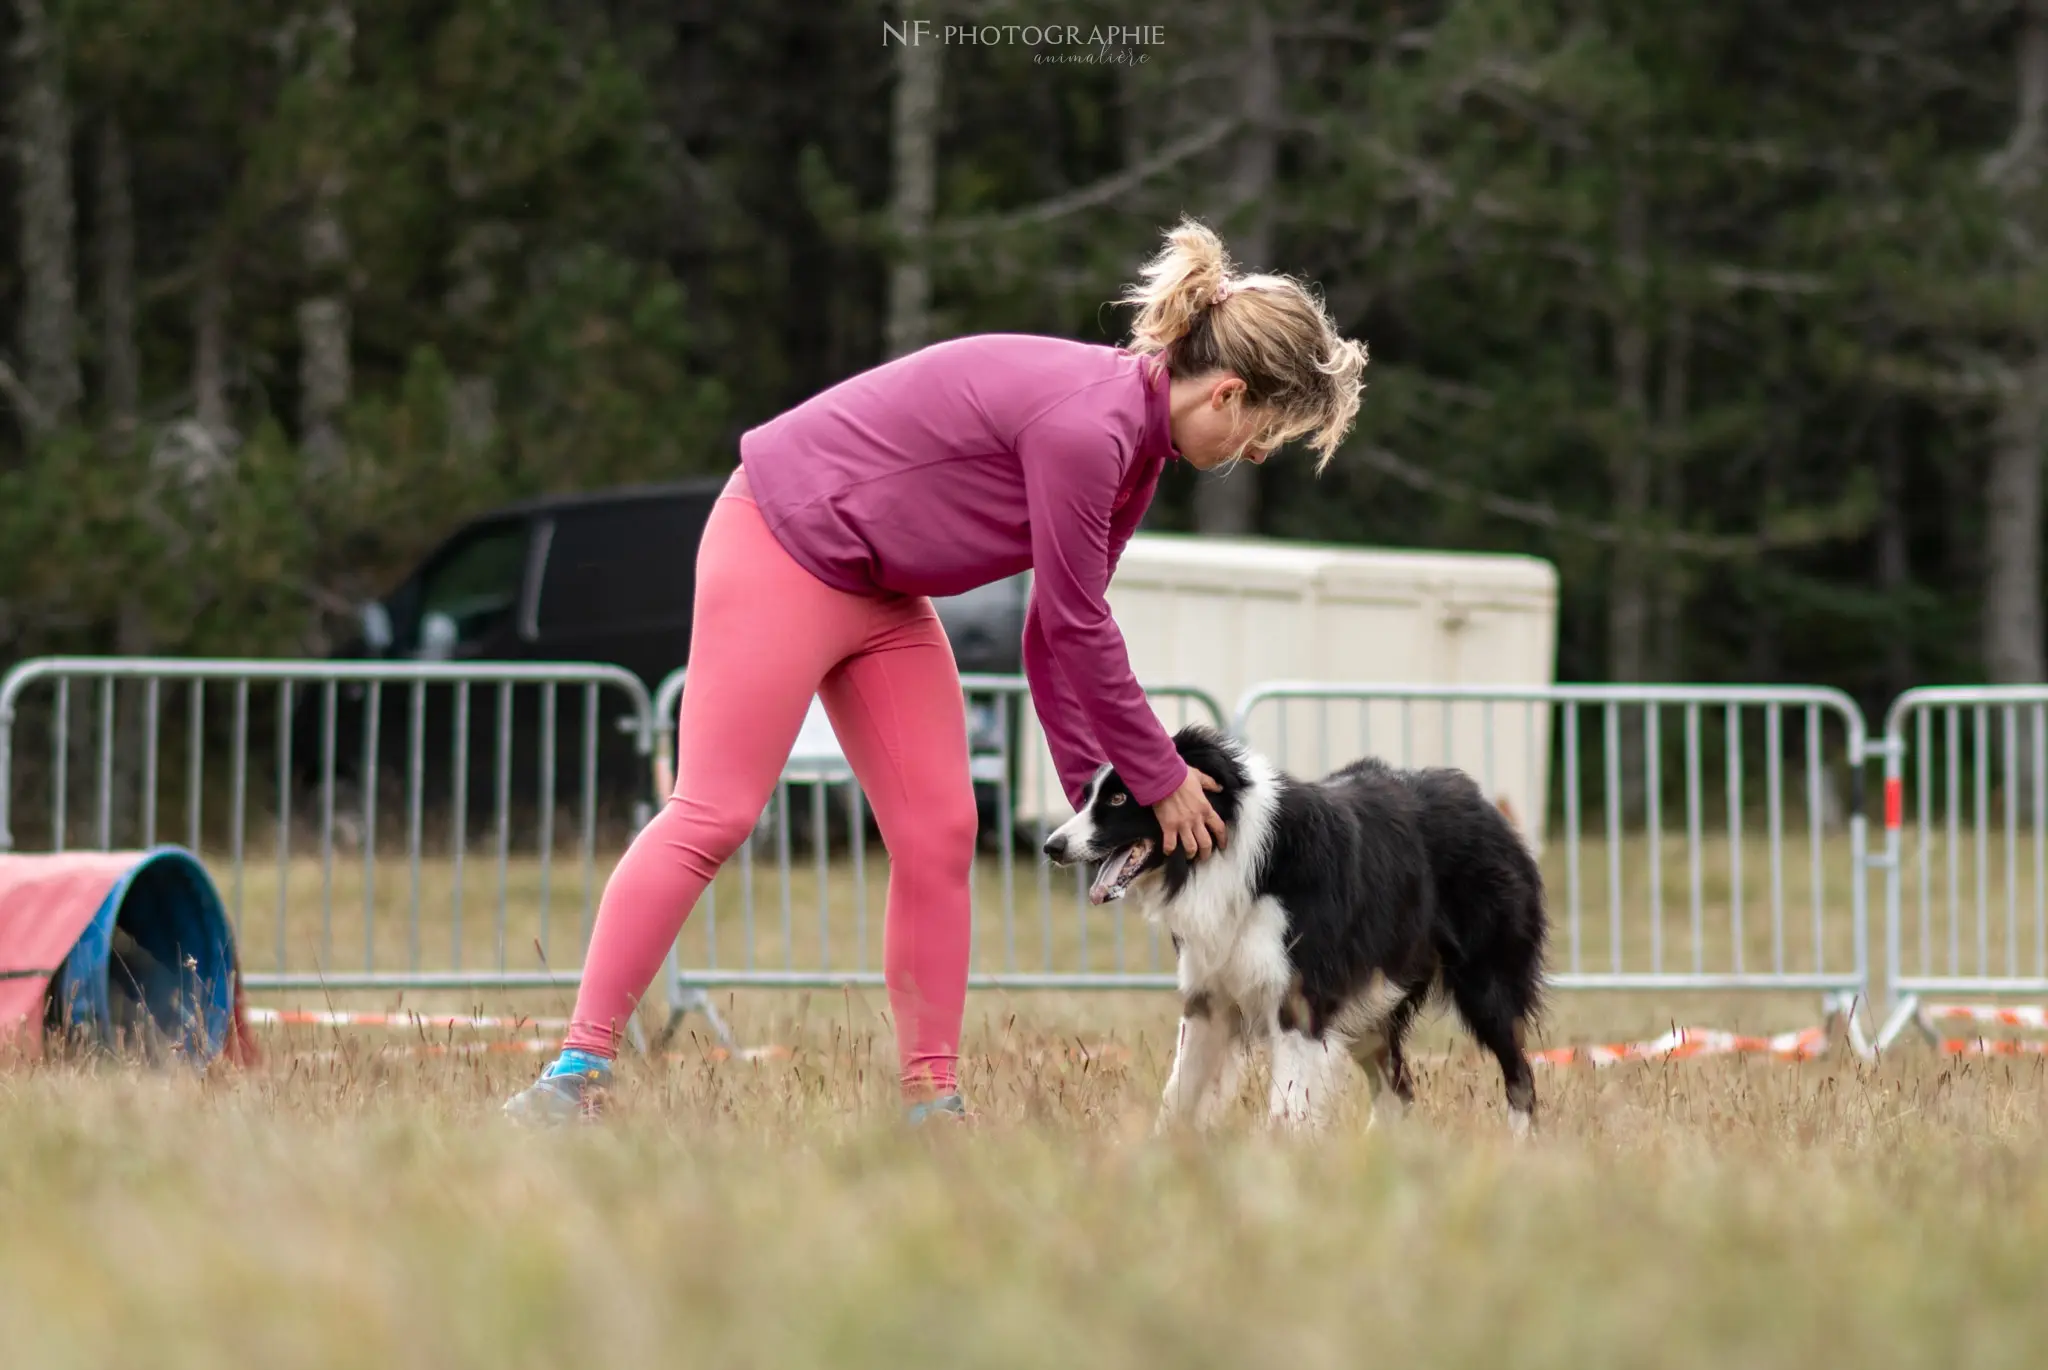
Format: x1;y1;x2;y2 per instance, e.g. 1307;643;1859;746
652;978;739;1055
1911;1001;1941;1048
1822;989;1877;1060
1874;994;1922;1054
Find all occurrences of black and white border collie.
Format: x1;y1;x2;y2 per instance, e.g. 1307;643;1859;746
1043;725;1548;1136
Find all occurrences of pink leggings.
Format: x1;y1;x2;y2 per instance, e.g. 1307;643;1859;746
563;473;976;1096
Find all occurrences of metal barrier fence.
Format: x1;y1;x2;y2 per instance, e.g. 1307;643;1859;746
13;655;1997;1055
0;657;656;998
1234;683;1876;1024
1877;687;2048;1047
644;667;1230;1018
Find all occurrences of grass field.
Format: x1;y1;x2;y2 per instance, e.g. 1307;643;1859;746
4;1005;2048;1369
7;820;2048;1367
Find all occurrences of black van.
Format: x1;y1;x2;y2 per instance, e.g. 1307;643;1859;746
304;478;1028;842
345;478;729;683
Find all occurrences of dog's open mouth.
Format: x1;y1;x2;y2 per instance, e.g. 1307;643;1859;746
1088;840;1154;905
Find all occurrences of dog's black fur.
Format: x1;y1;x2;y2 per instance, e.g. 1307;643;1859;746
1045;724;1548;1126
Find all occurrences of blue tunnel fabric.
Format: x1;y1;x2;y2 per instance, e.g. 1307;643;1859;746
50;846;238;1064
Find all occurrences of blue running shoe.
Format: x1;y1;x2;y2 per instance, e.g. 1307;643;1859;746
905;1093;968;1127
503;1049;612;1124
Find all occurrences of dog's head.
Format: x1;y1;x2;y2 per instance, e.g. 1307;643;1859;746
1041;725;1248;904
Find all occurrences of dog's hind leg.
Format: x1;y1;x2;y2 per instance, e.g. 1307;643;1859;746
1448;978;1536;1140
1350;989;1423;1125
1155;993;1238;1134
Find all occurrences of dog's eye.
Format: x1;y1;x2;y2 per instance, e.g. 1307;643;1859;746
1108;793;1127;807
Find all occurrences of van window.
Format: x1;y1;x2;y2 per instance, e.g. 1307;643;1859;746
535;497;709;635
406;519;531;651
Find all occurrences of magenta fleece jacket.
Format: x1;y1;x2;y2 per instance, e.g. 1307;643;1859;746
738;332;1186;809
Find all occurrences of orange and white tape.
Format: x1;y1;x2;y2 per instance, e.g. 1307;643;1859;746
302;1038;558;1060
247;1006;573;1032
1920;1003;2048;1031
248;1005;796;1065
1915;1002;2048;1055
295;1039;793;1065
1938;1036;2048;1057
1530;1024;1828;1068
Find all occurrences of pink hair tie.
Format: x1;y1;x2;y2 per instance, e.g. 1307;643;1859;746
1212;281;1234;305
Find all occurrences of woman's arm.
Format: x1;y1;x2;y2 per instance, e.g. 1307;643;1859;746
1014;399;1186;810
1021;592;1104;810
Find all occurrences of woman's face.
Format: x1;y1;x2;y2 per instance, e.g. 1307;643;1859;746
1171;374;1274;472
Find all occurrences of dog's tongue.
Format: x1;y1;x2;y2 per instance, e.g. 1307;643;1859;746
1088;855;1123;905
1088;843;1150;905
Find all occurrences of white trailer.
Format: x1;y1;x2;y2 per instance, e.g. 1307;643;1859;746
1009;533;1562;850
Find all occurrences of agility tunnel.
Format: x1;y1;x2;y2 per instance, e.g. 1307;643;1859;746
0;846;255;1066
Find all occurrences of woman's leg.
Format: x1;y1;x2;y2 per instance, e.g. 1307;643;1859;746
557;492;865;1058
817;598;978;1099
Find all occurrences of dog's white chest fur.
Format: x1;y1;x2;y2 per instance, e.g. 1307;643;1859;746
1138;874;1291;1012
1129;751;1290;1014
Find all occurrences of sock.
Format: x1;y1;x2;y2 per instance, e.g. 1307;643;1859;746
906;1094;965;1125
544;1048;612;1080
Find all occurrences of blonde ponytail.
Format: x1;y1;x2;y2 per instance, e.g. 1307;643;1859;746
1118;217;1369;472
1119;219;1234;354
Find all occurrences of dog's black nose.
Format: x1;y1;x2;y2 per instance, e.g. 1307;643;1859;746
1043;833;1067;863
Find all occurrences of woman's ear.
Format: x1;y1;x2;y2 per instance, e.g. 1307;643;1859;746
1209;375;1247;409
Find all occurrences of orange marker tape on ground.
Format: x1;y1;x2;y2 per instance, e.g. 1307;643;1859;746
296;1039;794;1065
1938;1036;2048;1057
1530;1024;1827;1068
1921;1003;2048;1031
247;1006;574;1032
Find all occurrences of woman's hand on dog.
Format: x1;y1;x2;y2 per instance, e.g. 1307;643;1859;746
1156;767;1228;859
